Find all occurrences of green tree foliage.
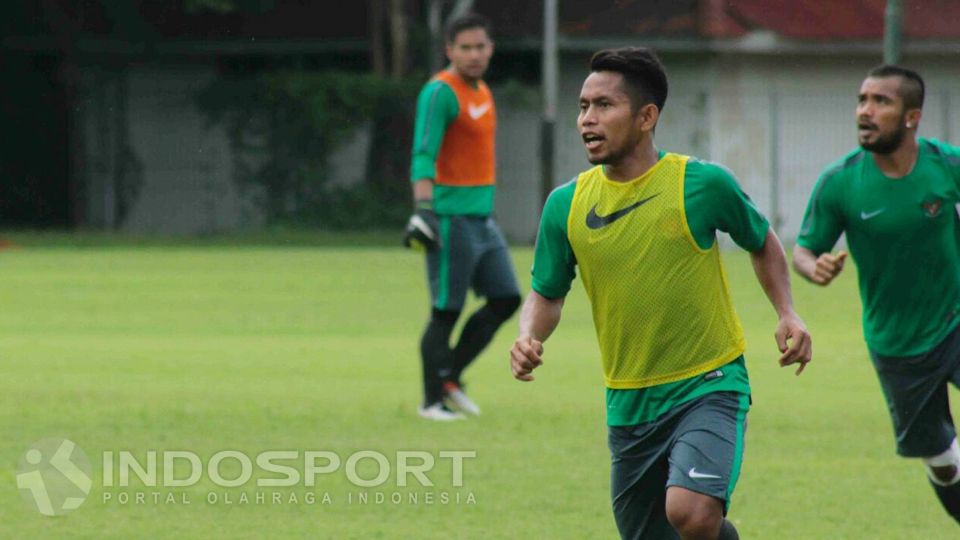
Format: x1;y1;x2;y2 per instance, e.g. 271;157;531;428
197;71;419;229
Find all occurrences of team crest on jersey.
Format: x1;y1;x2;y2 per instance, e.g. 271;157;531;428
922;198;944;218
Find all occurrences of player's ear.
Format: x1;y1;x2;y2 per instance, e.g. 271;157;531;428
638;103;659;132
905;108;922;129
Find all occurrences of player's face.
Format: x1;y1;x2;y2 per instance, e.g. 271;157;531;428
446;28;493;82
577;71;644;165
857;76;909;155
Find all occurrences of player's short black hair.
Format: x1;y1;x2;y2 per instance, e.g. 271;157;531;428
445;13;492;44
867;64;925;110
589;47;668;113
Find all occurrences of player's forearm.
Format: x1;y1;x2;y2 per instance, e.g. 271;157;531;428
790;245;819;283
412;179;434;202
518;290;564;342
750;228;797;319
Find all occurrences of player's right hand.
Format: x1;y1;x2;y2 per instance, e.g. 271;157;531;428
402;204;440;251
510;335;543;382
811;250;847;285
775;312;812;375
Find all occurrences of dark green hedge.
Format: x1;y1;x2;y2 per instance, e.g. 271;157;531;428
198;71;420;229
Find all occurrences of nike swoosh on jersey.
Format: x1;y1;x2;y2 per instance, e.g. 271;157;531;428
585;193;660;229
467;102;491;120
860;208;886;220
688;468;722;480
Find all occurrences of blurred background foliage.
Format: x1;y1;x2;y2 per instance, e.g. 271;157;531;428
197;71;420;229
189;0;479;229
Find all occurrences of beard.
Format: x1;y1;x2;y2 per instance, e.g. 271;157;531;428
859;123;907;155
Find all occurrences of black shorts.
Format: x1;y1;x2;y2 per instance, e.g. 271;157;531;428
869;324;960;457
425;215;519;311
608;391;750;540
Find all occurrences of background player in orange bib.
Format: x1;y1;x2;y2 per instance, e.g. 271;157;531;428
404;13;520;421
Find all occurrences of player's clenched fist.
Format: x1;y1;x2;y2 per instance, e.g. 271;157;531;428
811;250;847;285
510;336;544;381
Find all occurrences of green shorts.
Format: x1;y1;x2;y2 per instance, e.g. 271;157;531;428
608;391;750;540
869;323;960;458
425;215;519;311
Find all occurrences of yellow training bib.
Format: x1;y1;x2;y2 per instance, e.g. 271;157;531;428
567;153;746;388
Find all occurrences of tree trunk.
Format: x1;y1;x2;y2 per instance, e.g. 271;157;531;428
427;0;443;73
389;0;408;80
369;0;387;76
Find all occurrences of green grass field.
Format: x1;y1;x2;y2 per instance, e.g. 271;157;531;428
1;236;957;539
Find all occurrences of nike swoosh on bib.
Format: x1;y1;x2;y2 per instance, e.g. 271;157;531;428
585;193;660;229
860;208;886;220
467;102;491;119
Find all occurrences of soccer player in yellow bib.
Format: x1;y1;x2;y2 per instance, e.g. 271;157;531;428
510;47;812;540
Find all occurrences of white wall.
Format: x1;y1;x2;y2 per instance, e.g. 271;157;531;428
81;64;264;234
122;65;263;234
492;102;541;244
709;55;960;244
82;55;960;242
509;53;960;246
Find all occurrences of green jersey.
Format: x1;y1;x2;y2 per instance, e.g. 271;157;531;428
797;138;960;356
533;152;769;426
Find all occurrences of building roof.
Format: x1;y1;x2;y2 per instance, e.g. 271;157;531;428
701;0;960;41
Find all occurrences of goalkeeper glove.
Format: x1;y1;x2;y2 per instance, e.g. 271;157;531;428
403;201;441;251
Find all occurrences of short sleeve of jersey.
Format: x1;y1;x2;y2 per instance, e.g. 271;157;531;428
410;80;459;182
531;179;578;299
796;166;845;255
684;159;770;252
928;138;960;189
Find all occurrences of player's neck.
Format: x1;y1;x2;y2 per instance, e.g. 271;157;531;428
603;141;660;182
871;136;919;178
447;67;481;88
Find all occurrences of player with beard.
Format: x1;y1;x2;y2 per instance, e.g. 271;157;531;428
794;64;960;525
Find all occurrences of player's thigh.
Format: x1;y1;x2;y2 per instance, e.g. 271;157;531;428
426;216;478;311
608;422;679;540
471;218;519;299
872;346;957;457
666;391;749;513
943;325;960;390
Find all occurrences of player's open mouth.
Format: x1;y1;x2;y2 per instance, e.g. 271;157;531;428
857;124;877;138
583;133;604;150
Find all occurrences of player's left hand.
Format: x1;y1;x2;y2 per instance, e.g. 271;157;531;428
775;312;811;375
402;204;441;252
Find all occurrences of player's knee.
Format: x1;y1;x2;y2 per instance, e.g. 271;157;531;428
665;498;722;539
430;308;461;325
488;295;520;321
924;438;960;486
